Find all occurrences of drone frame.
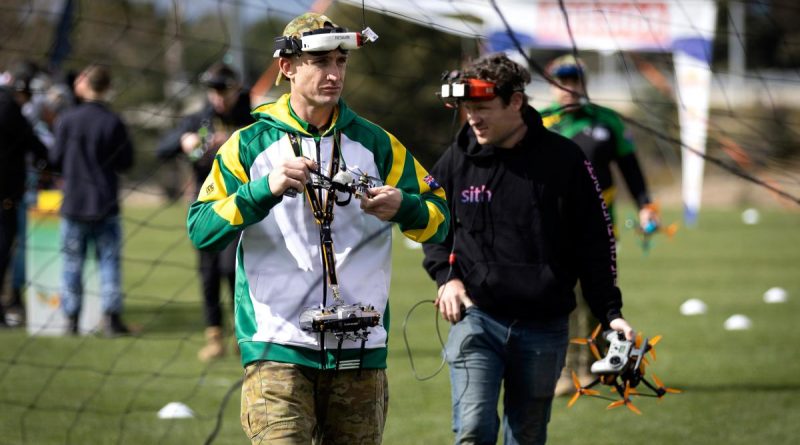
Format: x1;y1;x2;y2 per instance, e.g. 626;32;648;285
567;325;680;414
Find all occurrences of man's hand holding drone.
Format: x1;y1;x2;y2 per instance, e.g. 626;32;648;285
609;317;635;340
359;185;402;221
269;156;317;197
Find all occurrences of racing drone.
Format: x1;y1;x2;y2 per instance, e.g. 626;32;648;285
285;166;382;205
567;324;680;414
625;203;679;254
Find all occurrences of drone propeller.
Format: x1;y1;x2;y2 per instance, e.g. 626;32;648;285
648;335;662;361
663;222;679;238
651;373;681;396
607;382;642;415
346;166;382;185
567;370;600;408
570;324;603;360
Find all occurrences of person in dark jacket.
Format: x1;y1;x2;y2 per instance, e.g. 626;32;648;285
422;54;635;445
156;62;254;361
51;64;134;336
0;75;48;327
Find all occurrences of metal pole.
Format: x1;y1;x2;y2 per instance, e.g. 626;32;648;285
728;1;746;96
226;1;245;84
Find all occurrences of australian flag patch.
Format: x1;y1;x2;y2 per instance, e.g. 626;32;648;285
423;174;441;190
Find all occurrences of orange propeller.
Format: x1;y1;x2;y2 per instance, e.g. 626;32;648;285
606;382;642;414
664;222;679;238
567;370;600;408
648;335;662;361
571;324;603;360
652;373;681;396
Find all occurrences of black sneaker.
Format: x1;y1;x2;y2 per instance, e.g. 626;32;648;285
103;313;131;338
67;314;80;335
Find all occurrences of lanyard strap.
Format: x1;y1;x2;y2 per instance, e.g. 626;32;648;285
287;132;344;305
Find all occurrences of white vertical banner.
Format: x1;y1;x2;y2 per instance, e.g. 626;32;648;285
672;1;717;225
674;52;713;226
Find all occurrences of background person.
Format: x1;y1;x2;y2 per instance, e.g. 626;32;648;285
539;54;656;393
422;53;634;445
2;61;73;327
50;63;134;336
0;63;49;328
156;62;254;361
186;13;449;444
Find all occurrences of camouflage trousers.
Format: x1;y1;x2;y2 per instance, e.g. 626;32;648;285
240;361;388;444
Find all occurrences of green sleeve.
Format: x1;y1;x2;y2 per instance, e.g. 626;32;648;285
380;131;450;244
186;130;282;251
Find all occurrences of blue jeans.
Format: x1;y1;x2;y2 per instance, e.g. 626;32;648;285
445;307;568;445
11;198;28;295
60;216;123;317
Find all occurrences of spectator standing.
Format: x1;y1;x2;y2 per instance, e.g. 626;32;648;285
156;62;254;361
51;64;134;336
0;65;48;327
3;62;73;326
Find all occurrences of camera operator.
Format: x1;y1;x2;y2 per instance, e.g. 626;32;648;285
186;13;449;444
156;62;254;361
422;54;634;445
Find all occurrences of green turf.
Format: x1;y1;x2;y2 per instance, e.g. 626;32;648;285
1;203;798;444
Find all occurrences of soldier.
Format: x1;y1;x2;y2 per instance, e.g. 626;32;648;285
187;13;449;444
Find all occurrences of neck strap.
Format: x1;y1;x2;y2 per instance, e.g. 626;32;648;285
287;132;345;305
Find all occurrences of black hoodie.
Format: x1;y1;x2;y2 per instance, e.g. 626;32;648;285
422;106;623;324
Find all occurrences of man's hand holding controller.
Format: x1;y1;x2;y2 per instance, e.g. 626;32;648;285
590;318;636;374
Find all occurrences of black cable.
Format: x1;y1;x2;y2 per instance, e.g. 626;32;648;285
558;0;590;103
204;376;244;445
361;0;367;30
402;299;447;381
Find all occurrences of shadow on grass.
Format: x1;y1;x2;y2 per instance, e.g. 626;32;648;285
125;302;209;335
678;383;800;393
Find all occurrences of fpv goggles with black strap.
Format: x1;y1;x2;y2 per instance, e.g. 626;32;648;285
274;27;379;58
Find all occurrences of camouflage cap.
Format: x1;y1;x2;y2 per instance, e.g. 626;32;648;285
281;12;340;39
275;12;342;85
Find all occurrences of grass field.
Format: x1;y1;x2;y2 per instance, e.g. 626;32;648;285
1;203;798;444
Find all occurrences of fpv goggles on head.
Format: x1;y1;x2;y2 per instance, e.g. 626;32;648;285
273;27;379;58
438;70;522;108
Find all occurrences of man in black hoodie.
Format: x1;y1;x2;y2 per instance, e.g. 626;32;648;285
422;54;635;445
156;62;254;361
